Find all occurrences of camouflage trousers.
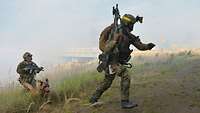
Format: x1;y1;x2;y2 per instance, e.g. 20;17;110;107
19;75;36;88
91;63;130;101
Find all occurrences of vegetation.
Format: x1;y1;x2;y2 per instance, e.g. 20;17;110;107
0;49;200;113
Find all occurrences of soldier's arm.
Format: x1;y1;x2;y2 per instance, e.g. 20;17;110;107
130;34;155;51
32;62;44;72
16;62;26;74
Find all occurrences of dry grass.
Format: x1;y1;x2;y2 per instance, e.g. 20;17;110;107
0;48;200;113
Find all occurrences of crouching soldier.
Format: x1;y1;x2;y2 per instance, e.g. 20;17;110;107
17;52;44;92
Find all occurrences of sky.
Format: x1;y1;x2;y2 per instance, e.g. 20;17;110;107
0;0;200;83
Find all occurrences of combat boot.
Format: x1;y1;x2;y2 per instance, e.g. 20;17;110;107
89;96;98;104
121;100;138;109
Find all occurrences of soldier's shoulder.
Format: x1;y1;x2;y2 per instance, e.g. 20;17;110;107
17;61;28;68
18;61;27;65
18;61;36;65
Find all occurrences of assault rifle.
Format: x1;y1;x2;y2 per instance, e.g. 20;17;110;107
24;64;44;75
97;4;121;74
108;4;121;41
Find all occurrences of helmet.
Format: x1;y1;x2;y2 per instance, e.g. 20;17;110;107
121;14;136;26
23;52;32;59
121;14;143;32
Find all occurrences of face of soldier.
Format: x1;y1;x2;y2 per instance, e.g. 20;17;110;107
127;24;134;32
26;56;32;62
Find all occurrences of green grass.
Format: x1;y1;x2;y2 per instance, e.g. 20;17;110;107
54;70;103;98
0;51;200;113
0;69;104;113
0;87;32;113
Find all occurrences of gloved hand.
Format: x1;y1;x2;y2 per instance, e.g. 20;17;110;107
23;67;30;72
147;43;155;50
36;67;44;73
40;66;44;71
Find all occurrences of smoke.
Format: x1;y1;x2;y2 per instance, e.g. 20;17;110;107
0;0;200;83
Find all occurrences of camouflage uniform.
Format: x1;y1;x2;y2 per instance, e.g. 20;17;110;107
17;52;51;103
17;60;39;88
91;23;153;102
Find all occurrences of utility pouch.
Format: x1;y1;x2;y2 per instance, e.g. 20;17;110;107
97;53;110;73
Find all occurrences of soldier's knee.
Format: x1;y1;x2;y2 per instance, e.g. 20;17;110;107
121;77;130;89
121;70;130;79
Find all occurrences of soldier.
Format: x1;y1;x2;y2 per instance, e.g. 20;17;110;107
89;14;155;109
17;52;44;90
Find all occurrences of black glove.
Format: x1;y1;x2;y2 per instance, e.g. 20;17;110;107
35;67;44;73
40;67;44;71
147;43;155;50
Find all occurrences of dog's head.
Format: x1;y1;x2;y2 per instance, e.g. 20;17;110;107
37;78;50;95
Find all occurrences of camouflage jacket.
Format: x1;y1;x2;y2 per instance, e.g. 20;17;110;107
16;60;39;79
102;24;151;62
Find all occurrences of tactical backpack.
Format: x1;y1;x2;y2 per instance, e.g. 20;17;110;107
99;24;114;52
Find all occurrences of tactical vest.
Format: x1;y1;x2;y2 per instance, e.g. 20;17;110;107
117;30;133;63
99;24;115;52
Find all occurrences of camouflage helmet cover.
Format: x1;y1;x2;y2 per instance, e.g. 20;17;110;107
23;52;32;59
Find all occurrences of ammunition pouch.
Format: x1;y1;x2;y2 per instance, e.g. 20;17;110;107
99;53;109;62
97;53;110;73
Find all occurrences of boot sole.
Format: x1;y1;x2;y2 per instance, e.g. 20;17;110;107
121;104;138;109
